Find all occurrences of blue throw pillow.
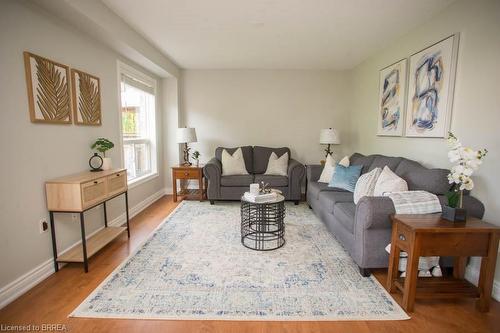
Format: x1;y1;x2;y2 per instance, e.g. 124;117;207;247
329;164;362;192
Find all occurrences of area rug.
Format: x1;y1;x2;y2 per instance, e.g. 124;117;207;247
71;201;409;321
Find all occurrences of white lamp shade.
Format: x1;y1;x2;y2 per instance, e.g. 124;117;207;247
320;128;340;144
176;127;197;143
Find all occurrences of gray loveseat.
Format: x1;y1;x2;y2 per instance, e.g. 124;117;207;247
204;146;305;204
307;153;485;276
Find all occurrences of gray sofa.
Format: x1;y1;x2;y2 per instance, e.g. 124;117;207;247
204;146;305;204
307;153;485;276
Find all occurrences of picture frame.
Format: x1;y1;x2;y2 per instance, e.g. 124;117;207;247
405;34;459;138
71;68;102;126
23;51;72;124
377;58;407;136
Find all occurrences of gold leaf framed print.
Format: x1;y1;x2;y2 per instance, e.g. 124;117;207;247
23;52;71;124
71;68;102;126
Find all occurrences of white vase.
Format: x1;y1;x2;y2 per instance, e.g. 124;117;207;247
102;157;112;170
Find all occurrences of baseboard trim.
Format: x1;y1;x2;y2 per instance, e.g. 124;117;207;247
465;264;500;301
0;188;167;310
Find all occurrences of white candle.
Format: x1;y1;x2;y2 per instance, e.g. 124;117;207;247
250;183;260;195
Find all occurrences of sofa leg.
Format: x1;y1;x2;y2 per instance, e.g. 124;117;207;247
294;200;299;205
359;266;371;277
209;200;215;205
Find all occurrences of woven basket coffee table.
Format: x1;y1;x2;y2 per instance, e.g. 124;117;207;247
240;194;285;251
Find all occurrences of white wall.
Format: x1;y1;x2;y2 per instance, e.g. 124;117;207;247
0;0;168;296
348;0;500;291
181;70;351;166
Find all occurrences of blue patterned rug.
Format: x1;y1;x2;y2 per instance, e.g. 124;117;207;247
71;201;408;320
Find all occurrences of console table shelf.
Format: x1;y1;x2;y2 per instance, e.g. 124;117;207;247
56;226;127;263
45;168;130;273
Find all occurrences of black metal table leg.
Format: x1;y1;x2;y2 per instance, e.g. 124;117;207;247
103;201;108;227
80;212;89;273
49;211;59;272
125;191;130;238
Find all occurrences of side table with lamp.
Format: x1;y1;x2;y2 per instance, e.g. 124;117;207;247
172;127;207;202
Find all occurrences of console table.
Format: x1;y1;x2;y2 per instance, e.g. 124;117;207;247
387;214;500;312
45;168;130;272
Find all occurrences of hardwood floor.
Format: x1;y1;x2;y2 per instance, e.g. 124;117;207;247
1;195;499;333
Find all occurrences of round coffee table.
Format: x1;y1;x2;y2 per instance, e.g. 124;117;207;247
240;194;286;251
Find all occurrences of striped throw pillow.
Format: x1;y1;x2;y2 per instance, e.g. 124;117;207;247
353;168;382;204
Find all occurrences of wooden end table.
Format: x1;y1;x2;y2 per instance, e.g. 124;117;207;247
171;165;207;202
387;214;499;313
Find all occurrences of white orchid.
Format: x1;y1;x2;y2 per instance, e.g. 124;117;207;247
446;132;487;207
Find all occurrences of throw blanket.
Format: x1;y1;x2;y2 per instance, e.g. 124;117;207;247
385;190;442;277
384;190;442;214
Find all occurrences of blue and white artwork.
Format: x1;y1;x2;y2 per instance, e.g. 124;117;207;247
377;59;407;136
405;35;459;138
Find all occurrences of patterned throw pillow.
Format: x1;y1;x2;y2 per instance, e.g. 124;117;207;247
328;164;362;192
221;148;248;176
353;168;382;204
264;152;289;176
373;166;408;196
318;155;350;183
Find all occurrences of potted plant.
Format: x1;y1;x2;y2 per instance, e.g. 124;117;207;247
192;150;200;166
91;138;115;170
443;132;487;222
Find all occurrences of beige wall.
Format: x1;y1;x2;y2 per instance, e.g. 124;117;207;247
348;0;500;287
180;69;351;166
0;1;167;291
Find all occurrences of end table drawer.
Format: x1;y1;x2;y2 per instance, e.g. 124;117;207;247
395;223;412;250
174;169;200;179
81;178;107;208
107;171;127;195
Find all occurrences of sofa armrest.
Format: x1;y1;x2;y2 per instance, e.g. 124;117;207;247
203;158;222;180
203;158;222;200
355;196;395;230
288;159;305;200
306;164;323;182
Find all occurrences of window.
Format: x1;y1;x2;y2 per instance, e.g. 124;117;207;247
118;62;157;185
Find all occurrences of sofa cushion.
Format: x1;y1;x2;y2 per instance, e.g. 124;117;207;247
318;191;354;214
308;181;348;200
253;146;290;174
220;175;254;187
333;202;356;234
216;146;253;174
395;159;450;194
254;174;288;187
368;155;403;172
350;153;376;174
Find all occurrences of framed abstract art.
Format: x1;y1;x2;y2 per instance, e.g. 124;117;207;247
377;59;407;136
405;34;459;138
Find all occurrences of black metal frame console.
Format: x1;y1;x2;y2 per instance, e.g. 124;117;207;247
49;191;130;273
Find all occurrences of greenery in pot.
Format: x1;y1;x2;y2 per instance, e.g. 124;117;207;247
192;150;200;161
91;138;114;157
445;132;487;208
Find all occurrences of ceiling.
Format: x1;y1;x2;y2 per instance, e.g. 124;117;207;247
102;0;455;70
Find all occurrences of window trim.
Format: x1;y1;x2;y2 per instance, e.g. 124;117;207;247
116;60;159;188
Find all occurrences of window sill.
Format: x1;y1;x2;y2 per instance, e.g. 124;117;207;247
128;172;159;189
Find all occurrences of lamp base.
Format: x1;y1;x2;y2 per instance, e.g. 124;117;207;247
182;143;192;166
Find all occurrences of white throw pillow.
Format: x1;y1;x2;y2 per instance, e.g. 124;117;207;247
373;166;408;196
318;155;350;183
264;152;289;176
221;148;248;176
354;167;382;204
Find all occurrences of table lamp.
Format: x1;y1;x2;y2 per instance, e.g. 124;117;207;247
177;127;197;166
320;128;340;158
